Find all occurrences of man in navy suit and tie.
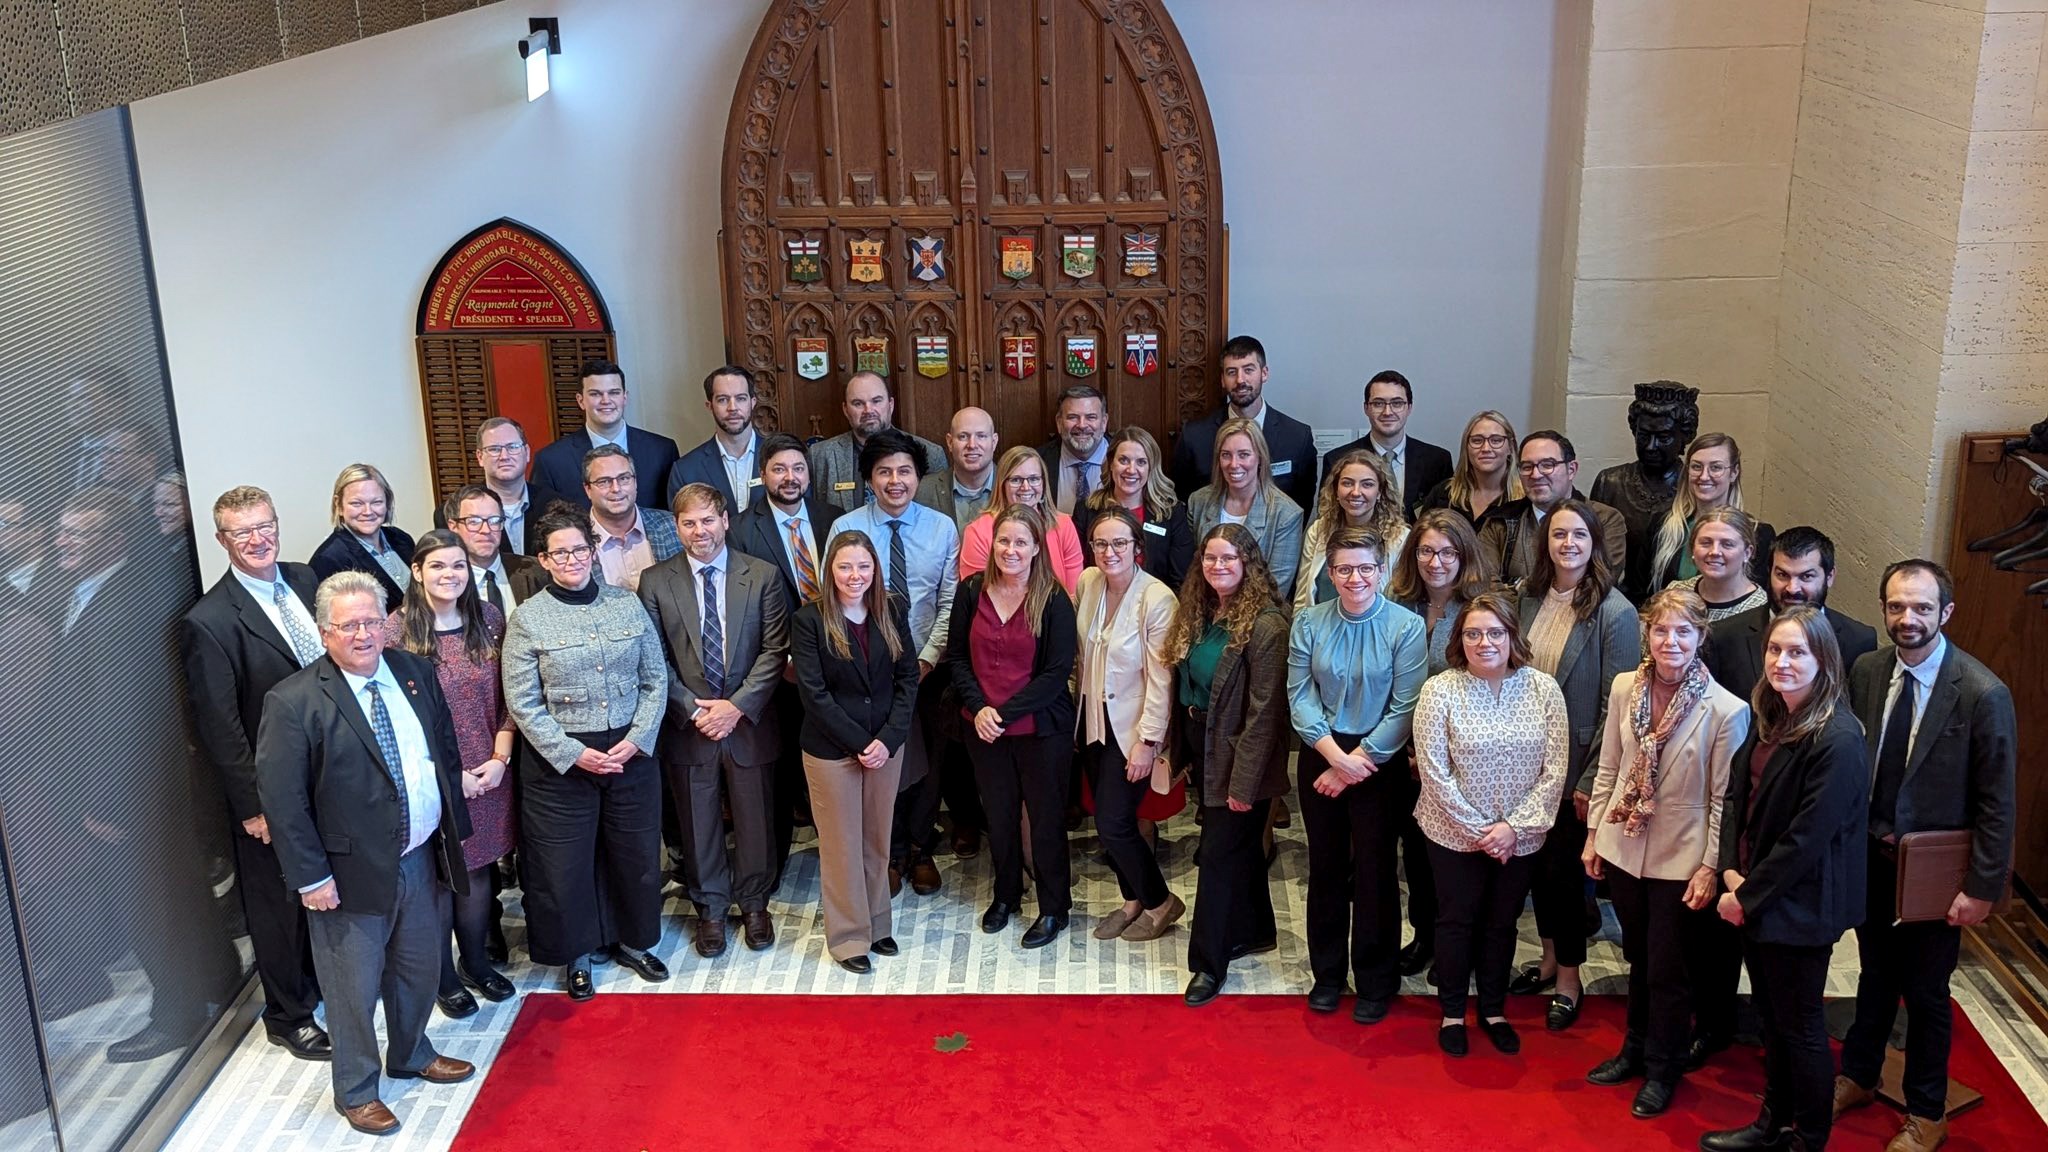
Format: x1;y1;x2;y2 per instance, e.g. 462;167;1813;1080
665;365;765;512
1320;369;1455;521
1169;335;1318;512
530;359;680;512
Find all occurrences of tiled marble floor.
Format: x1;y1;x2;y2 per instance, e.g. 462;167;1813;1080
129;812;2048;1152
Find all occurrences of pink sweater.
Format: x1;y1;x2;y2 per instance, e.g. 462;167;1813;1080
957;509;1084;595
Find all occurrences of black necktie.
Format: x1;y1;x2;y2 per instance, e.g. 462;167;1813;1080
887;519;909;600
483;569;504;615
1871;673;1915;828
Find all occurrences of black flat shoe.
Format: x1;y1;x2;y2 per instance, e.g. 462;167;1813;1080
871;936;899;956
1228;938;1278;960
1184;972;1223;1007
1352;997;1390;1025
1632;1079;1676;1118
838;955;872;974
1685;1032;1733;1072
615;946;670;983
1587;1052;1646;1085
1398;940;1433;977
460;966;516;1002
485;919;509;965
565;963;594;1002
1020;914;1068;949
1482;1019;1520;1054
981;902;1014;933
265;1022;332;1061
1307;985;1342;1013
1545;994;1580;1031
1438;1023;1468;1056
1698;1108;1789;1151
1507;964;1554;996
436;989;479;1019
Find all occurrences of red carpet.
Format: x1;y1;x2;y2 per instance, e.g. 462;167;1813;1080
452;994;2046;1151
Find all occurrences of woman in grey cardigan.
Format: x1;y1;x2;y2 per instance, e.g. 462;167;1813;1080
502;504;669;1000
1509;499;1640;1030
1185;417;1306;599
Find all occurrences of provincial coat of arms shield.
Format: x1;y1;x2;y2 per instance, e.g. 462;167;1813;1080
1064;336;1098;377
786;238;822;283
1001;335;1038;379
1122;232;1159;278
915;336;950;378
848;238;884;283
853;335;890;375
1061;234;1097;278
1123;332;1159;377
907;236;946;282
1000;236;1035;280
794;337;830;379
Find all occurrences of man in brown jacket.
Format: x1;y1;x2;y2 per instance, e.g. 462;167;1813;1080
1480;430;1626;587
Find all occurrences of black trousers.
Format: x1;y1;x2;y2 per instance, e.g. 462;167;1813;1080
1841;839;1962;1120
890;675;950;861
1746;938;1834;1149
969;731;1072;915
1529;794;1590;967
1686;898;1745;1042
1393;766;1436;954
1085;732;1168;909
231;824;321;1033
1298;736;1402;1001
518;728;663;966
1428;843;1535;1020
770;678;809;883
1188;797;1274;979
1608;868;1692;1082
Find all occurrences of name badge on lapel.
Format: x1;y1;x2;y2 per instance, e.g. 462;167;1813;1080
748;477;763;487
1271;460;1293;476
1142;521;1168;537
834;481;857;491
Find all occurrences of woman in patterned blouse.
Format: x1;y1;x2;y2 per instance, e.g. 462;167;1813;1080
1412;591;1570;1057
383;529;516;1017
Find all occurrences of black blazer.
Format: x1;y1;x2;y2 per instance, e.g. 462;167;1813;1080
182;564;321;822
664;434;765;510
309;524;416;609
1418;478;1519;539
1071;499;1195;590
1848;643;2016;902
730;494;836;607
1170;404;1317;512
1721;708;1868;947
1706;604;1879;705
530;426;682;512
945;573;1077;738
790;601;919;759
1321;433;1454;521
254;649;473;915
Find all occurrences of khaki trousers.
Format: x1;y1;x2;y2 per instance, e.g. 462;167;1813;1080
804;747;904;959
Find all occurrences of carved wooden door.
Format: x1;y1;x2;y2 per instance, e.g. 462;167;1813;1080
720;0;1225;452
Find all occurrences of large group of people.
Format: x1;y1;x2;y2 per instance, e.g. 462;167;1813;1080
180;346;2016;1151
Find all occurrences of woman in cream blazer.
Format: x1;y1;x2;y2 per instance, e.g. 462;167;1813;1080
1581;586;1750;1118
1073;507;1183;942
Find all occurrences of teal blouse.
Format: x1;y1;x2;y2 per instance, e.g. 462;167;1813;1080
1178;622;1229;708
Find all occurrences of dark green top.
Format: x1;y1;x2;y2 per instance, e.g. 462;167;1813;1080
1178;622;1230;708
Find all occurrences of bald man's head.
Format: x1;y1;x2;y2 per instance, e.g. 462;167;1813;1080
843;372;894;439
946;406;998;478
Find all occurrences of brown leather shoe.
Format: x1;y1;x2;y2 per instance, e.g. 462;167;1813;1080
909;855;942;895
1886;1114;1949;1152
392;1055;474;1085
952;828;981;858
888;862;903;897
1832;1074;1877;1120
694;914;728;958
1120;893;1186;942
742;909;775;950
336;1099;401;1136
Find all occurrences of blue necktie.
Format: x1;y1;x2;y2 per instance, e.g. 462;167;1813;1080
366;682;411;837
701;566;725;698
887;519;909;600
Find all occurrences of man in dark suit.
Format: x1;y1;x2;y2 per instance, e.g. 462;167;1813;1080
180;485;329;1061
529;358;680;512
442;484;543;610
664;365;765;512
1706;527;1880;703
1319;368;1454;520
1036;384;1109;516
255;570;476;1136
1169;335;1317;511
1835;560;2016;1152
640;483;790;957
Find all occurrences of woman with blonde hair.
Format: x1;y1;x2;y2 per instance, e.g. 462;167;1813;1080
1420;411;1522;537
1648;433;1775;588
1072;426;1195;588
958;445;1086;594
310;462;415;607
1186;418;1306;598
1662;506;1767;622
1296;448;1408;613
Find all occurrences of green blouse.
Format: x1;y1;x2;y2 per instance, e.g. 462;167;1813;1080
1178;622;1230;709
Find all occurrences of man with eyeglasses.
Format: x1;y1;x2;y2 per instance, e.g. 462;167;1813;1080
583;445;681;594
179;485;329;1063
531;359;681;514
1322;369;1454;520
1478;430;1627;585
1170;334;1318;512
664;365;765;513
440;484;542;612
470;417;542;555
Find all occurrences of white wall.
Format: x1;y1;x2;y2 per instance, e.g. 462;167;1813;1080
134;0;1559;579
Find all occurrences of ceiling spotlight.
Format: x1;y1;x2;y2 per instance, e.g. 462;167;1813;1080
519;18;561;102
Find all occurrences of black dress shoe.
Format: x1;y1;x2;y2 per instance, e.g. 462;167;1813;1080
436;989;479;1019
1507;964;1554;996
485;919;509;965
1020;914;1068;948
981;902;1014;933
871;936;899;956
1438;1023;1469;1056
1686;1032;1733;1072
1587;1051;1646;1085
265;1023;333;1062
1546;994;1581;1031
107;1025;185;1063
1398;940;1433;977
1352;997;1390;1025
1307;985;1342;1013
1482;1019;1520;1054
1699;1107;1789;1151
838;954;873;974
1184;972;1224;1007
1228;938;1278;960
1631;1079;1676;1118
565;963;595;1002
615;946;670;982
459;966;516;1003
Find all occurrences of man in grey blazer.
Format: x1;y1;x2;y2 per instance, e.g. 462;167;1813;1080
914;405;999;534
1835;560;2016;1152
639;483;790;957
809;372;946;515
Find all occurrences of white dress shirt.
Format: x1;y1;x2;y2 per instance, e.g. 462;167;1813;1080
772;502;817;588
301;658;444;893
472;557;519;610
1371;434;1407;502
686;547;731;680
719;431;760;513
232;565;321;656
1878;634;1947;766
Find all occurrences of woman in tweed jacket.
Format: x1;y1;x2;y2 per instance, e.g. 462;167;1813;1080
502;503;668;1000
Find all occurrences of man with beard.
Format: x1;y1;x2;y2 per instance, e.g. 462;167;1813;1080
1036;385;1108;516
665;365;765;513
1478;430;1627;585
916;406;999;532
808;373;946;516
583;445;681;594
1169;335;1317;511
1834;560;2015;1152
1705;527;1878;702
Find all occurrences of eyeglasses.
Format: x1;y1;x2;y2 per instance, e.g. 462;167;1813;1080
1417;546;1461;565
455;514;507;530
1005;475;1044;489
544;544;595;563
223;520;279;544
1365;398;1410;412
1466;434;1511;450
587;475;635;491
1091;538;1136;555
1329;562;1379;579
1687;461;1731;478
1518;458;1565;476
324;620;383;637
1461;627;1509;643
478;444;527;457
1200;554;1241;568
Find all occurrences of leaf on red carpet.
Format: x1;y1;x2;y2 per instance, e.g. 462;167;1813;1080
934;1031;970;1053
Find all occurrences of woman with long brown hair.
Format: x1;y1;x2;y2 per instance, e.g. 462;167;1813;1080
1185;418;1306;598
791;530;921;973
1296;448;1408;613
958;445;1086;594
1419;411;1523;536
1073;426;1195;588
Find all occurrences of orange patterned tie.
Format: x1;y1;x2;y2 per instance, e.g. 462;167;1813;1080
787;516;820;601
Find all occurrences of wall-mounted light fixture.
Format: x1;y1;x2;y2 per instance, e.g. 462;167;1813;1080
519;18;561;102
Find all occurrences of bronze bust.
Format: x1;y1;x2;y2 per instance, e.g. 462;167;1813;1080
1590;381;1698;602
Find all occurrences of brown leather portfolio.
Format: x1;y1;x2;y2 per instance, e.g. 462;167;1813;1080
1892;830;2011;923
